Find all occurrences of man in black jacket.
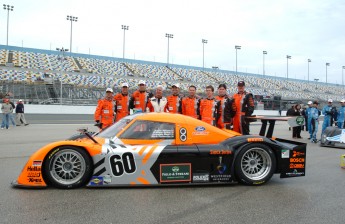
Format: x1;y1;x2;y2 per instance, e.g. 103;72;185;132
16;99;29;126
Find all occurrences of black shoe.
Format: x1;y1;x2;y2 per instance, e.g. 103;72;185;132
16;125;21;126
24;124;29;126
307;137;311;140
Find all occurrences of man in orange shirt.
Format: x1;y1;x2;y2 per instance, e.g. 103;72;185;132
114;83;130;122
232;81;255;135
165;83;182;113
216;84;236;129
94;88;115;129
129;80;153;113
199;85;220;126
181;85;200;119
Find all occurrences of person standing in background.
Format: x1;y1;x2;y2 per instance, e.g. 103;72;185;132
15;99;29;126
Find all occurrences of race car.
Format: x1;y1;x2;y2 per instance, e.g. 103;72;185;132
12;113;306;189
320;126;345;147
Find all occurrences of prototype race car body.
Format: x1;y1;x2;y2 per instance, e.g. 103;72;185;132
12;113;307;189
320;126;345;147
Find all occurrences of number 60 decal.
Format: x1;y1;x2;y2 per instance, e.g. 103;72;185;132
110;152;136;176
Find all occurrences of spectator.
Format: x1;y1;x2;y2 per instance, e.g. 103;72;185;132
336;99;345;129
94;88;115;129
129;80;153;113
1;98;12;129
322;99;334;134
232;81;254;135
286;105;295;131
306;101;313;139
165;83;182;114
15;99;29;126
9;100;16;127
199;85;220;126
291;104;302;139
146;85;168;112
181;85;200;119
114;83;130;122
310;101;320;143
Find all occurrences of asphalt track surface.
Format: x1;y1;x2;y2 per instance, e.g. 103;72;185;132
1;118;345;224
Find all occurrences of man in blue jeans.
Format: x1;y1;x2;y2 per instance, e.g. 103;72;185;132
336;99;345;129
1;98;12;129
306;101;313;139
310;101;320;143
322;99;334;134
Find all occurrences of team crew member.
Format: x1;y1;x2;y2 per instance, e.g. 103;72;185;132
94;88;115;129
146;85;168;112
114;83;130;122
336;99;345;129
306;101;313;139
129;80;153;113
232;81;255;135
199;85;220;126
322;99;334;133
310;101;320;143
165;83;182;113
216;84;236;129
181;85;200;119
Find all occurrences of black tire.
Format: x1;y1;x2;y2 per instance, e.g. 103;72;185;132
43;146;93;189
234;143;276;186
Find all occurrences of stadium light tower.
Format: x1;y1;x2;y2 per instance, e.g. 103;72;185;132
235;45;241;75
307;59;311;83
202;39;208;71
314;78;319;90
166;33;174;65
56;47;69;105
121;25;129;60
286;55;291;80
325;63;330;84
3;4;14;46
66;15;78;54
342;66;345;88
263;51;267;77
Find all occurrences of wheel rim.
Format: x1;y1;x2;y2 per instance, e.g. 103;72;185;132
49;149;86;185
240;147;272;180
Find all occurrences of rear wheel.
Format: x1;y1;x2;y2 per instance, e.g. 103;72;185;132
235;143;276;185
44;146;93;189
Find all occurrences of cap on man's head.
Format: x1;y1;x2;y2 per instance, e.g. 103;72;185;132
341;99;345;103
122;83;129;88
138;80;146;85
172;83;180;88
19;99;23;102
328;99;333;103
237;81;245;87
307;101;313;105
106;88;113;93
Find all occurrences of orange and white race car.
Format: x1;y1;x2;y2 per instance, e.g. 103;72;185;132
12;113;306;189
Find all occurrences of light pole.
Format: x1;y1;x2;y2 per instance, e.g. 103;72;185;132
308;59;311;83
263;51;267;76
3;4;14;46
286;55;291;80
166;33;173;65
314;78;319;90
326;63;330;84
235;45;241;75
121;25;129;60
342;66;345;88
66;15;78;54
56;47;69;105
202;39;208;71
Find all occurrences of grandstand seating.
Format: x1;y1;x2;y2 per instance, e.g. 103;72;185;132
1;46;345;102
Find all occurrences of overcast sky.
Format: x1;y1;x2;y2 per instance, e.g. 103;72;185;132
1;0;345;85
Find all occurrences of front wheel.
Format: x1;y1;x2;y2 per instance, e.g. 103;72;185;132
235;143;276;186
43;146;93;189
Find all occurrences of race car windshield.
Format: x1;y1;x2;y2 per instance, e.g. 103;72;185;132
97;113;143;138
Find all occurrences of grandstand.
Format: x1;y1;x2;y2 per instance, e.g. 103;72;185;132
1;45;344;108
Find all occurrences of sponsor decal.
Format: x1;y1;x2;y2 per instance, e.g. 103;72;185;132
28;178;42;183
103;175;112;184
289;163;305;169
160;163;191;183
217;156;227;174
192;131;209;136
285;169;305;177
195;126;206;132
247;138;264;142
27;166;41;172
192;173;209;183
281;150;290;158
32;160;42;167
27;172;41;178
290;158;305;163
49;148;60;159
89;176;104;186
210;150;231;155
210;174;231;182
292;151;305;157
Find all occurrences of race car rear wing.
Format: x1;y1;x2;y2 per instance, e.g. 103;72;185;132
246;116;304;138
